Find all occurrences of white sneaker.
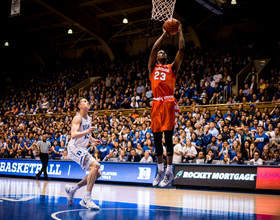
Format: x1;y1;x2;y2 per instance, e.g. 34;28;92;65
159;171;174;188
80;197;100;210
65;184;76;206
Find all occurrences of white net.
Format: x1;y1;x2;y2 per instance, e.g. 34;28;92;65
151;0;176;22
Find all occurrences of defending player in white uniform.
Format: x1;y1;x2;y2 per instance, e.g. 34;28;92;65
65;97;101;210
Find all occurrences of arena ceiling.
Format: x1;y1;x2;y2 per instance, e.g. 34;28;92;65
1;0;279;54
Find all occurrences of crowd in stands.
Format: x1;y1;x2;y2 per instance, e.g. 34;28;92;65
0;103;279;165
1;42;280;117
0;42;280;166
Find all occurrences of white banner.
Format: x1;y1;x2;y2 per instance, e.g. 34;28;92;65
11;0;21;16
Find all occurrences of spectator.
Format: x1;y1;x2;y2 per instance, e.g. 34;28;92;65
213;70;222;84
57;141;66;158
103;149;115;161
15;150;24;159
216;134;223;151
249;142;260;158
125;141;134;156
272;149;280;165
269;127;280;152
142;139;155;158
140;150;153;163
88;143;96;156
136;81;145;95
250;151;263;165
130;98;139;108
261;146;273;161
243;140;251;160
232;150;246;164
222;125;230;141
117;150;127;162
191;133;201;152
254;126;270;153
41;99;49;110
0;148;7;158
200;125;212;154
173;137;183;163
127;149;141;162
219;141;231;161
61;151;71;160
257;79;266;91
222;154;230;164
228;129;238;148
243;84;250;97
51;142;60;159
94;150;101;161
230;140;241;160
7;149;16;158
244;67;257;85
209;121;219;138
241;124;253;147
235;89;244;103
133;132;142;149
249;78;258;94
192;151;205;164
205;149;214;164
99;140;110;161
206;136;219;157
105;74;113;88
136;143;143;156
182;139;197;163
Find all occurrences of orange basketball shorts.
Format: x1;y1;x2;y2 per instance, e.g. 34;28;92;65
151;97;179;133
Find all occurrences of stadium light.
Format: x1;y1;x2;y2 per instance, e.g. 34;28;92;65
68;28;73;34
123;13;128;24
231;0;236;4
4;42;9;46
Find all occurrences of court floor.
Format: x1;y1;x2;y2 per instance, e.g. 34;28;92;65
0;177;280;220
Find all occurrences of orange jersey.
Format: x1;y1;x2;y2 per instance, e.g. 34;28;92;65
149;63;176;98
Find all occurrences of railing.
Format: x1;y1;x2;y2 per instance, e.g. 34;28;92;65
223;81;233;104
6;101;278;121
210;81;233;104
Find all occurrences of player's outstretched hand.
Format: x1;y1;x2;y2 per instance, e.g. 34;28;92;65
87;127;96;133
92;139;101;146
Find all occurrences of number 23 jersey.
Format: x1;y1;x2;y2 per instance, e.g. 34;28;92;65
149;63;176;98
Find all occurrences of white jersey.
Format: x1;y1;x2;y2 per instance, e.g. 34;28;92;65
68;114;91;149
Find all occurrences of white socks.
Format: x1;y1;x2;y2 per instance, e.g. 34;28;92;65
158;163;173;173
71;184;80;192
85;191;92;199
166;165;172;173
158;163;164;172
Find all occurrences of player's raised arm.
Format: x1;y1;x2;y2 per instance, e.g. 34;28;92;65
172;20;185;75
71;116;95;139
148;29;168;77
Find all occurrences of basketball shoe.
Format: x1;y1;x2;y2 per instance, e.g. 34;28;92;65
65;184;76;206
80;196;100;210
152;170;165;187
159;171;174;187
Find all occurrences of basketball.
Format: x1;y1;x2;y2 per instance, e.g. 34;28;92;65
163;18;179;35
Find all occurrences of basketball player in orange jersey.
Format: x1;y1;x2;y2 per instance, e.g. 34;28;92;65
149;20;185;187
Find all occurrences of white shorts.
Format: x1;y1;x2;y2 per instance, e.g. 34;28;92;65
68;144;95;171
